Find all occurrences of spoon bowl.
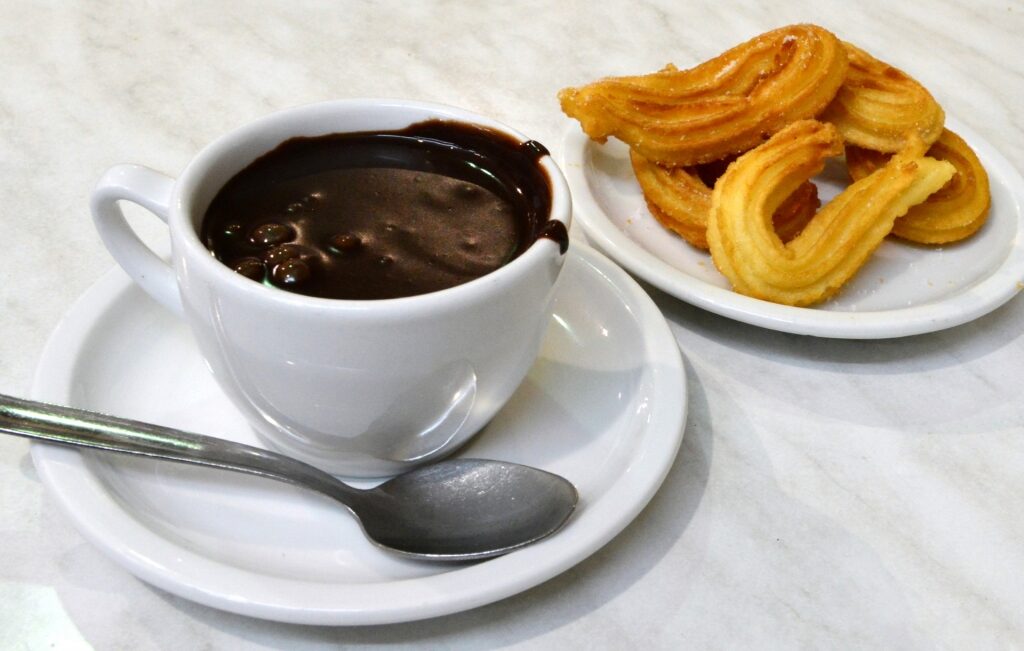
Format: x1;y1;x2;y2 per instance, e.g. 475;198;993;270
355;459;579;559
0;394;578;561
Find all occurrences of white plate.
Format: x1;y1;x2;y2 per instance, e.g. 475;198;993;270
29;244;685;626
562;117;1024;338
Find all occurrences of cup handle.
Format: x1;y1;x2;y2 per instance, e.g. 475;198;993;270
90;164;183;316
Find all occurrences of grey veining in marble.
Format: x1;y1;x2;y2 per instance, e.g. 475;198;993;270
2;1;1023;648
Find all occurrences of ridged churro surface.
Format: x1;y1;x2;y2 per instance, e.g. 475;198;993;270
707;121;955;306
559;24;848;166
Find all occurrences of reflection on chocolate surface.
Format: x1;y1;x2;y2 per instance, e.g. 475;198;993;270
202;120;561;300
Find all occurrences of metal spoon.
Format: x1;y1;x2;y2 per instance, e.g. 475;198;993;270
0;393;578;561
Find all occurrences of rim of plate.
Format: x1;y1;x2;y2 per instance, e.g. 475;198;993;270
562;116;1024;339
28;244;686;626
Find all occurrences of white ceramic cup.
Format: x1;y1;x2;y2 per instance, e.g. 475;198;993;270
90;99;571;477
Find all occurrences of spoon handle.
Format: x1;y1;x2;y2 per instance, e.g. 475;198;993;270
0;393;354;500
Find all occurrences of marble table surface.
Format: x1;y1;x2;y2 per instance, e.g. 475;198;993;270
3;1;1023;648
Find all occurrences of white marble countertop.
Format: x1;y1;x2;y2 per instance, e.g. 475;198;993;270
3;1;1024;648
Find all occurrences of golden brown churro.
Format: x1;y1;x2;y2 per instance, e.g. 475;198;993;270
820;43;945;152
707;121;955;306
559;24;849;166
846;129;990;243
629;151;819;250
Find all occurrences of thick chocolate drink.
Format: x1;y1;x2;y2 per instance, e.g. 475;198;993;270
201;120;563;300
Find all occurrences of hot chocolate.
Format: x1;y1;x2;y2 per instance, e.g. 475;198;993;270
201;120;564;300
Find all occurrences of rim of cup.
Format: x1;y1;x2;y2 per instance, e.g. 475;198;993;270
170;98;572;317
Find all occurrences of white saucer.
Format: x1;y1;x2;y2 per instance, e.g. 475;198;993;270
29;244;686;626
562;116;1024;339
